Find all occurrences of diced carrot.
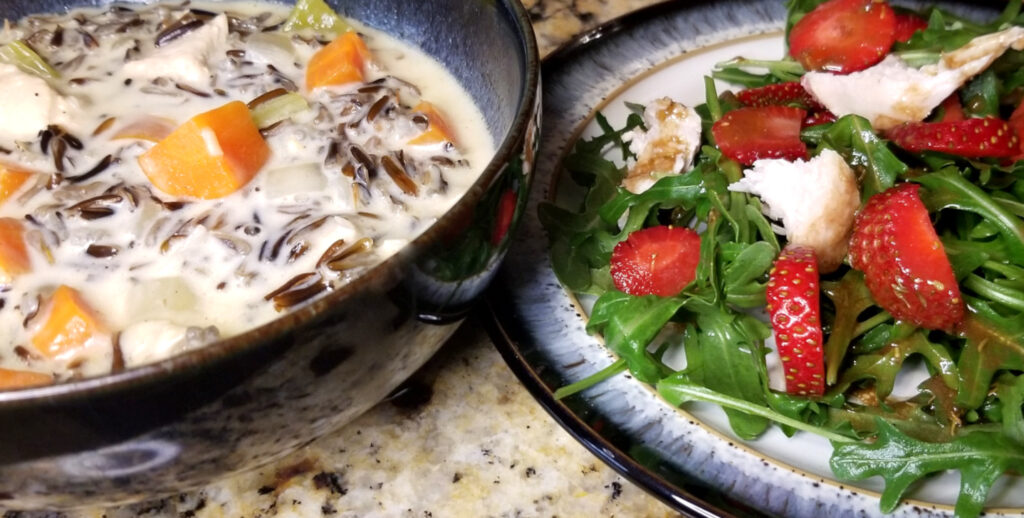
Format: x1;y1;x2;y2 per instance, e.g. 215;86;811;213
138;101;270;199
0;218;30;285
31;285;109;360
0;368;52;389
408;101;457;146
112;115;177;143
0;163;35;205
305;31;370;90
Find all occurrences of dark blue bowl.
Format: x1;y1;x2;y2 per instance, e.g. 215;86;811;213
0;0;539;509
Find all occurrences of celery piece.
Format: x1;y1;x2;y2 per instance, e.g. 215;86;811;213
282;0;351;37
0;40;60;80
250;92;310;129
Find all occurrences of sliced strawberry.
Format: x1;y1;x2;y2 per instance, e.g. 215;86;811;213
736;82;824;111
886;117;1019;158
803;110;837;127
893;11;928;43
849;183;964;331
788;0;897;74
610;225;701;297
711;106;808;166
1008;101;1024;159
934;94;964;123
766;246;825;397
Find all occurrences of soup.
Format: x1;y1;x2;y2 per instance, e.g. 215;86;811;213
0;1;494;386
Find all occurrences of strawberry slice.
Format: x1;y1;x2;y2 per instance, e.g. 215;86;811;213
766;246;825;397
610;225;701;297
711;106;808;166
849;183;964;331
788;0;897;74
1008;101;1024;159
803;110;837;127
893;11;928;43
886;117;1019;158
934;94;964;123
736;82;824;111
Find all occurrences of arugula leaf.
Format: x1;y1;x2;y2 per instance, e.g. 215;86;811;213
992;374;1024;446
597;170;705;231
680;305;771;439
896;8;986;57
956;311;1024;409
941;238;991;280
711;57;805;86
659;372;855;443
821;115;908;200
722;241;775;308
960;70;1001;118
591;111;641;162
831;332;958;401
541;132;635;292
821;270;877;385
546;236;596;292
831;419;1024;517
915;168;1024;260
964;274;1024;312
586;291;684;383
850;323;895;354
554;358;628;400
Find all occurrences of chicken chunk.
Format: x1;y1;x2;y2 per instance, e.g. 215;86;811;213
0;63;78;142
124;14;229;88
802;26;1024;130
728;149;860;272
621;97;702;193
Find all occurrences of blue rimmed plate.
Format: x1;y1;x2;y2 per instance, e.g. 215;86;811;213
484;1;1024;516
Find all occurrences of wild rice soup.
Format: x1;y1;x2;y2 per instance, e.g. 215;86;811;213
0;1;494;385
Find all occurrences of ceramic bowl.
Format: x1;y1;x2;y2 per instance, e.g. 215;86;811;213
0;0;539;509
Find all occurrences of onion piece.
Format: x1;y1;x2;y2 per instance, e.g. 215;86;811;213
127;277;198;322
261;163;326;198
111;115;177;142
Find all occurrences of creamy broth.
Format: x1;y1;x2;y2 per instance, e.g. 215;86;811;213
0;1;494;382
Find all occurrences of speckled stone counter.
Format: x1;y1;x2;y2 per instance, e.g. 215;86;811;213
52;1;679;516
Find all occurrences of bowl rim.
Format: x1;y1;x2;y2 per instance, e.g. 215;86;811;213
0;0;540;405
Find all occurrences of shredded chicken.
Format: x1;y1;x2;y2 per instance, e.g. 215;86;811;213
802;26;1024;130
728;149;860;272
621;97;702;193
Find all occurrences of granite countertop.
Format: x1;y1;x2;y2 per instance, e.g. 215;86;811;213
66;1;680;516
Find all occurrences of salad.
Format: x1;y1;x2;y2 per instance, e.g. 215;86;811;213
541;0;1024;516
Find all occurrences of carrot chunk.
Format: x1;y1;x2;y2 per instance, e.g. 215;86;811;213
0;218;30;285
31;285;109;360
138;101;270;199
0;368;51;389
306;31;370;90
0;163;34;205
408;101;456;146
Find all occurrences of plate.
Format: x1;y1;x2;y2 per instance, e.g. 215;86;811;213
484;1;1024;516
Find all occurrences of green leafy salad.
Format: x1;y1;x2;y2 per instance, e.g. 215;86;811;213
541;0;1024;516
